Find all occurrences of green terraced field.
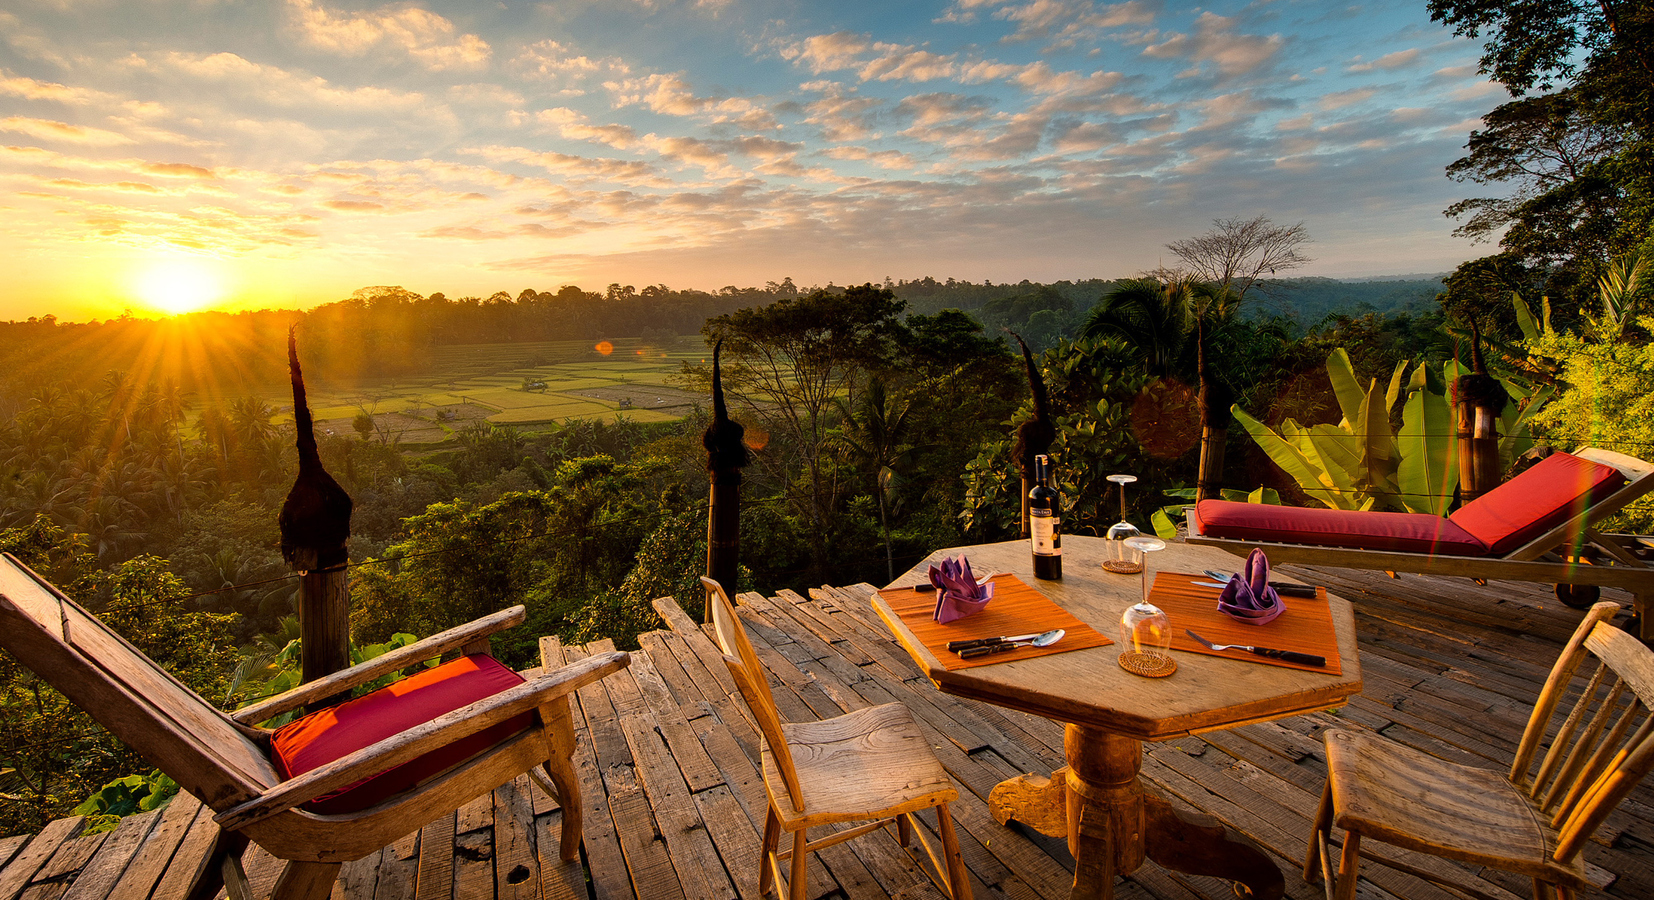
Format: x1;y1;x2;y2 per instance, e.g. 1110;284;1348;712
271;335;708;443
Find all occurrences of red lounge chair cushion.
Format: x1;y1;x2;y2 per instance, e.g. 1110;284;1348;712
1194;501;1490;556
272;654;531;815
1448;452;1627;555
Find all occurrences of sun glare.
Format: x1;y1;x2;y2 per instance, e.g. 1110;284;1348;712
134;258;226;315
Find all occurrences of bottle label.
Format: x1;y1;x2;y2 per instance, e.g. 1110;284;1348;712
1030;512;1061;555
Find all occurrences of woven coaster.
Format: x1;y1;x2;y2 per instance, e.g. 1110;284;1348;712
1118;651;1177;677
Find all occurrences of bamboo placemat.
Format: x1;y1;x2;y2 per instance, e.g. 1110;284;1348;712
879;574;1111;670
1151;572;1342;674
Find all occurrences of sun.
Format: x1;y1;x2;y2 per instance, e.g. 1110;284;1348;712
134;257;226;315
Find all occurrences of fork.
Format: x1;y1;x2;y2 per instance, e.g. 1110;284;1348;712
1184;629;1326;667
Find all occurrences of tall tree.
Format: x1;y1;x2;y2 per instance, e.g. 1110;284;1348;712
703;284;906;582
1165;216;1311;304
1082;277;1241;500
1431;0;1654;296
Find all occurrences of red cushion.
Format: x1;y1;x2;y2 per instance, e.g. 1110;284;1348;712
272;654;530;815
1194;500;1490;556
1449;452;1627;555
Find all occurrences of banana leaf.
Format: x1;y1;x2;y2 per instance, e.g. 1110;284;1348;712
1326;348;1365;428
1233;407;1359;509
1398;369;1457;516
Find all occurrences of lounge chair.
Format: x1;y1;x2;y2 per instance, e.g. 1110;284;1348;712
1187;448;1654;635
0;552;631;900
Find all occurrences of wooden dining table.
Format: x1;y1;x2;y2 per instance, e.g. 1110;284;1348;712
873;535;1363;900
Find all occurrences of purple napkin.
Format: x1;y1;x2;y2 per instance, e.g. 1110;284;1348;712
929;556;995;624
1217;548;1284;624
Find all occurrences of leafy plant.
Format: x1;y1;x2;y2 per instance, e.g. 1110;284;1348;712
1234;348;1550;513
73;770;178;834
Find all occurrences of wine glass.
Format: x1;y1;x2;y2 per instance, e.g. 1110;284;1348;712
1102;474;1142;574
1118;535;1174;676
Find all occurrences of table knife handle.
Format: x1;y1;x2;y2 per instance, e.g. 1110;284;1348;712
1271;582;1318;598
1251;647;1326;666
958;642;1016;659
947;637;999;652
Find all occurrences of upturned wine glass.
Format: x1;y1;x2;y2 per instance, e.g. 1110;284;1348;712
1118;535;1173;676
1102;474;1142;574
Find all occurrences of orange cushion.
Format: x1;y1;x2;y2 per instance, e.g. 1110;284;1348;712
1194;500;1490;556
272;654;531;815
1449;452;1626;555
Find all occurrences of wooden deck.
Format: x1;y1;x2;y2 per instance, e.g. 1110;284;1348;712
5;564;1654;900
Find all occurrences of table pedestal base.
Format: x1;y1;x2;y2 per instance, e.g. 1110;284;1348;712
988;726;1283;900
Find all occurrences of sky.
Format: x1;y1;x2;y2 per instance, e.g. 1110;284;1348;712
0;0;1510;321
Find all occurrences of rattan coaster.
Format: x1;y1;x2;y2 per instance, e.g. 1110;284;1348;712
1101;560;1143;574
1118;651;1177;677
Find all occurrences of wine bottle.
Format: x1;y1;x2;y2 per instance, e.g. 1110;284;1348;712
1029;453;1062;580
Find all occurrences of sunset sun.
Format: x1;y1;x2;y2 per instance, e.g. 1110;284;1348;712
134;258;225;315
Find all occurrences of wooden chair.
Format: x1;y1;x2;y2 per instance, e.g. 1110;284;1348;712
0;552;631;900
1305;600;1654;900
701;577;972;900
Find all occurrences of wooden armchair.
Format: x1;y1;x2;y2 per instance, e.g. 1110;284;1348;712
0;553;630;900
1306;600;1654;900
701;577;972;900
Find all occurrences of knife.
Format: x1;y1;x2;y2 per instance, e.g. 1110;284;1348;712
946;632;1043;652
1185;629;1326;667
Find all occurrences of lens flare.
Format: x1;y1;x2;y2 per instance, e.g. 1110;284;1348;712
595;341;614;355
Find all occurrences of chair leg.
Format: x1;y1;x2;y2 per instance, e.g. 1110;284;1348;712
1304;784;1333;883
1333;831;1361;900
896;811;913;847
271;861;342;900
537;696;583;861
788;830;808;900
758;807;781;898
934;802;972;900
183;828;248;900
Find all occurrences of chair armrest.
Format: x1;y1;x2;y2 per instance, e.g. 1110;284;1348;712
215;649;629;832
230;606;528;725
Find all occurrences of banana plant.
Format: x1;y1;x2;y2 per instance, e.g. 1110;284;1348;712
1234;349;1551;515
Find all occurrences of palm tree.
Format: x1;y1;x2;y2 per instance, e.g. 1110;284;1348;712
834;377;914;580
1082;277;1240;500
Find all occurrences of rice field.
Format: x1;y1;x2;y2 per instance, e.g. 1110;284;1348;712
289;336;710;444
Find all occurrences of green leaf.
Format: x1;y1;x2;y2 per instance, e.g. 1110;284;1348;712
1326;348;1365;427
1513;291;1540;342
1398;373;1457;516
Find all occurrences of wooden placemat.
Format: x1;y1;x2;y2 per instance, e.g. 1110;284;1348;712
1152;572;1342;675
879;574;1112;670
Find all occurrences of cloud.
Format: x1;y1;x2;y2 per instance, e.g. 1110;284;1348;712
1319;88;1376;111
606;73;777;129
513;40;630;82
0;116;133;145
1140;12;1281;79
0;73;108;105
150;52;429;112
1347;48;1420;73
951;0;1159;50
821;145;916;170
286;0;490;71
465;144;664;184
538;108;641;149
799;82;883;141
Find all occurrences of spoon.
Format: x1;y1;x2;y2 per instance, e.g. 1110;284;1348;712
956;628;1064;659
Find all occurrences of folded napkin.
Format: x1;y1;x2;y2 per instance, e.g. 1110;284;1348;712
929;556;995;624
1217;547;1284;624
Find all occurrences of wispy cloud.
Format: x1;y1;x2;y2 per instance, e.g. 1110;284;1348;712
286;0;491;71
0;116;132;145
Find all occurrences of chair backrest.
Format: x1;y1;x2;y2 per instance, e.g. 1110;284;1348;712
1509;601;1654;864
1506;447;1654;560
701;577;805;810
0;553;279;811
